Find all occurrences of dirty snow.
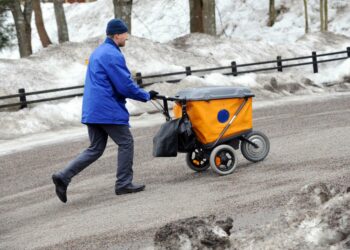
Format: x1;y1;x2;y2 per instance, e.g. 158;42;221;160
154;183;350;250
229;183;350;250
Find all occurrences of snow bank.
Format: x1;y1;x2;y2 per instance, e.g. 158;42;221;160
230;182;350;249
0;32;349;139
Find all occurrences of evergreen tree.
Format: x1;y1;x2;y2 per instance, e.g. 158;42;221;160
2;0;33;57
0;2;14;51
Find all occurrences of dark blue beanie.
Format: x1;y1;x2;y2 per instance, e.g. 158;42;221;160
106;19;128;35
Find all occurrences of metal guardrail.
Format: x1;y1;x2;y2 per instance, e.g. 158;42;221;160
0;47;349;110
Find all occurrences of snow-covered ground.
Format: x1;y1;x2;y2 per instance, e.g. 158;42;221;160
0;0;349;142
1;0;350;57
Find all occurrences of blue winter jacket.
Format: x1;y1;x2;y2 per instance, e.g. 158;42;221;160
81;38;150;125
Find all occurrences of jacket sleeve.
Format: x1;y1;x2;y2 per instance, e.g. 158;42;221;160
104;53;150;102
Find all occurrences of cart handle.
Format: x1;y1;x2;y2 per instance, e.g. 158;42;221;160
151;94;185;121
153;94;183;102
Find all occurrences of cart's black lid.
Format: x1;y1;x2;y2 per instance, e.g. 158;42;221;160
174;86;254;101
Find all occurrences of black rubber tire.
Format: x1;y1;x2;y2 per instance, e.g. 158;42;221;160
186;148;210;172
241;131;270;162
209;144;238;175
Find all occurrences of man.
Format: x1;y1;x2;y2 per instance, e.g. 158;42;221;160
52;19;158;203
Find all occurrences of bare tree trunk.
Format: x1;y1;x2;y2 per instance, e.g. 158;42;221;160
113;0;132;33
190;0;216;35
23;0;32;26
190;0;204;33
268;0;275;27
303;0;309;33
320;0;324;32
53;0;69;43
202;0;216;35
23;0;32;52
33;0;51;47
324;0;328;31
9;0;32;57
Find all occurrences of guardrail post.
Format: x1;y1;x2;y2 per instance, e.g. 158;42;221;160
231;61;238;76
18;88;27;109
312;51;318;73
347;47;350;57
135;72;143;86
277;56;283;72
185;66;192;76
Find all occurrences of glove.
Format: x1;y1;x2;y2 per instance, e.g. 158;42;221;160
149;90;159;100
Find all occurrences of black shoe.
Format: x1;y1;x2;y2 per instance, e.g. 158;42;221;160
52;173;68;203
115;183;145;195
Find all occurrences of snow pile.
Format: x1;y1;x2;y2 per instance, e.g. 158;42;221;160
292;184;350;247
230;182;350;250
0;98;82;139
154;215;233;250
153;183;350;250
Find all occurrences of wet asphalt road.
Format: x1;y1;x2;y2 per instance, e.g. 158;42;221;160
1;93;350;249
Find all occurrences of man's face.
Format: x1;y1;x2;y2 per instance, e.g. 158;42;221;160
114;32;128;47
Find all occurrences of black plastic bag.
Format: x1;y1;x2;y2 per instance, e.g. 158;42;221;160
178;116;196;152
153;118;181;157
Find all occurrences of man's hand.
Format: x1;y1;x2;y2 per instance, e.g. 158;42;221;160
149;90;159;100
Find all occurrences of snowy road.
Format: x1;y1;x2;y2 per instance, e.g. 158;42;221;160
1;93;350;249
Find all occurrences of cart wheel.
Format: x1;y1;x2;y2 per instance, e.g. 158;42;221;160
209;144;238;175
241;131;270;162
186;148;210;172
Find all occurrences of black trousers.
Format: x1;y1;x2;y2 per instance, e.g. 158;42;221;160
58;124;134;189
